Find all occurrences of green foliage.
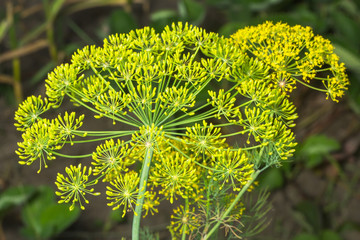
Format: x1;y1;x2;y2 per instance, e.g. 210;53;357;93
241;189;272;238
293;229;342;240
258;167;284;191
178;0;206;25
320;230;342;240
109;10;138;35
296;135;340;168
0;185;36;218
293;233;320;240
21;186;80;240
14;22;348;239
294;200;323;234
150;0;205;31
139;227;160;240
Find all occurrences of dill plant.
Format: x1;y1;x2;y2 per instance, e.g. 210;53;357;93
15;22;349;239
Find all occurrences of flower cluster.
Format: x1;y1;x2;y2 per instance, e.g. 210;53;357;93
15;110;84;173
231;21;349;101
55;164;100;210
15;22;348;239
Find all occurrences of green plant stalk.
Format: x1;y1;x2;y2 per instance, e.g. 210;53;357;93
9;6;22;104
46;23;58;63
204;169;262;240
181;197;190;240
132;146;154;240
12;58;23;104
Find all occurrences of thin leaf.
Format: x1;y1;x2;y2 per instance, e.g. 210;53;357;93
0;19;9;42
49;0;66;21
333;43;360;74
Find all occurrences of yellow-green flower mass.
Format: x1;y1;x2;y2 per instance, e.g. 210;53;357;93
14;22;348;238
55;164;100;211
231;21;349;101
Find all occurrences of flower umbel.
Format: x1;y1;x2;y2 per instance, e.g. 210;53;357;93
209;149;254;191
150;152;198;203
92;139;134;180
14;95;51;131
16;119;61;173
231;21;349;101
14;21;349;240
106;171;140;217
55;164;100;210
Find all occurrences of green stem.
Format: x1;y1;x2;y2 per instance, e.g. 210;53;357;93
295;78;327;92
9;6;22;104
52;151;92;159
47;23;58;63
204;170;262;240
132;146;154;240
181;197;189;240
12;58;22;104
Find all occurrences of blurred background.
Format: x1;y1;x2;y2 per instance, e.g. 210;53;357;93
0;0;360;239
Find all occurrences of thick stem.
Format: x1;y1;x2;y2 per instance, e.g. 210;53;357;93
132;146;154;240
204;170;262;240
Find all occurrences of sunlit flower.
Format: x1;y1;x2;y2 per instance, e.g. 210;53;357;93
16;119;60;173
150;152;198;203
14;95;51;131
106;171;140;217
55;164;100;210
231;21;349;101
185;121;226;156
209;149;254;191
92;139;134;179
54;112;84;145
142;191;160;217
14;21;349;240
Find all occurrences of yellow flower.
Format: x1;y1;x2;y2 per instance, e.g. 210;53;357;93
106;171;140;217
16;119;60;173
150;152;199;203
231;21;349;100
55;164;100;210
209;149;254;191
14;95;50;131
92;139;134;179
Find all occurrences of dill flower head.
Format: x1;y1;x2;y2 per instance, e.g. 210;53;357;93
209;149;254;191
150;152;199;204
169;204;200;238
14;22;348;235
92;139;134;180
106;171;140;217
14;95;51;131
55;164;100;211
16;119;60;173
231;21;349;101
